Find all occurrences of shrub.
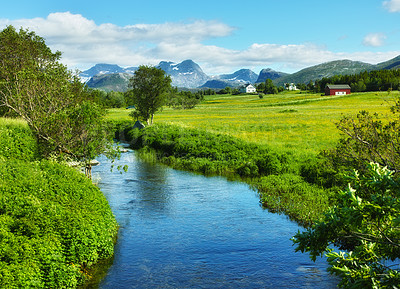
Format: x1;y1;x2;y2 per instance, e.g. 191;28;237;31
293;163;400;287
255;174;334;225
0;121;38;161
0;121;118;288
127;124;288;179
299;155;344;188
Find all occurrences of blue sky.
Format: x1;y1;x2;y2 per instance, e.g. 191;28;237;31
1;0;400;74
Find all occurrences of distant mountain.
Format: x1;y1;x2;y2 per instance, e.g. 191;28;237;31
80;64;137;83
83;54;400;91
84;60;210;90
219;69;258;83
274;60;375;86
201;69;259;89
157;59;210;88
200;79;238;89
86;73;132;92
256;68;289;83
84;61;258;90
375;55;400;70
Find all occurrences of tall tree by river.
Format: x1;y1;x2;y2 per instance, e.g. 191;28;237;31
126;65;172;125
0;26;115;177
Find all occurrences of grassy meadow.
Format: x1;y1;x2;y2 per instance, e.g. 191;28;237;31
108;90;398;155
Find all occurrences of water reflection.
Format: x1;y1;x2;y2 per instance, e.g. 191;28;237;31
89;150;339;288
124;159;173;217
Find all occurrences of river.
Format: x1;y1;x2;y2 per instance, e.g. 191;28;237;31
90;150;338;288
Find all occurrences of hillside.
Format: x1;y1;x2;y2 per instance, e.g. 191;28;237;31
200;79;239;89
86;73;132;92
375;55;400;70
219;69;258;83
274;60;375;86
256;68;289;83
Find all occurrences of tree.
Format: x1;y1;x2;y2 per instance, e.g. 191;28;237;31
293;98;400;287
166;90;200;109
0;26;115;177
327;101;400;177
264;79;278;94
127;65;172;125
292;162;400;288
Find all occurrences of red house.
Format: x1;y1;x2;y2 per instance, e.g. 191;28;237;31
325;84;351;96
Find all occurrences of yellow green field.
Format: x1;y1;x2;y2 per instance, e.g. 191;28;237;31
107;91;398;154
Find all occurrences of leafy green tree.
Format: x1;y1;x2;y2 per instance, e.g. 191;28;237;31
293;162;400;288
0;26;115;177
351;80;367;92
307;80;314;92
167;90;200;109
256;82;266;92
127;65;172;125
264;79;278;94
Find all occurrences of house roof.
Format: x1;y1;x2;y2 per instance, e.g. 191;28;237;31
326;84;351;90
239;83;255;89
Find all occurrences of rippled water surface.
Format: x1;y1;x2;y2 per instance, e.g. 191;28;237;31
91;151;338;288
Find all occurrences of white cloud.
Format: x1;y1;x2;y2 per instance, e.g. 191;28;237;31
0;12;399;74
383;0;400;12
362;33;387;47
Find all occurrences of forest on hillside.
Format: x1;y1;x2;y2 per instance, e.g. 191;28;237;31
306;69;400;93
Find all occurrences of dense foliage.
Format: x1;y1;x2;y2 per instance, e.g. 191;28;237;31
293;163;400;288
256;78;281;94
325;97;400;179
128;123;286;176
91;90;126;108
0;26;115;177
0;121;118;288
166;89;203;109
310;69;400;93
292;97;400;287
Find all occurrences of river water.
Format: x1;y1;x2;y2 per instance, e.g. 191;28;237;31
91;150;338;288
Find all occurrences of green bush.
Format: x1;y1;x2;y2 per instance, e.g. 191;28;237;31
0;121;118;288
293;163;400;287
299;155;344;188
128;123;288;178
0;122;38;161
254;174;335;226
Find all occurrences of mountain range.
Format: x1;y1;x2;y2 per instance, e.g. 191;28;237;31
82;55;400;91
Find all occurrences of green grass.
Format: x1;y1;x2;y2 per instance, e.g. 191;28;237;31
108;91;397;154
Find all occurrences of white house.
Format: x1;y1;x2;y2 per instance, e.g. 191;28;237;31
240;84;257;94
284;83;298;91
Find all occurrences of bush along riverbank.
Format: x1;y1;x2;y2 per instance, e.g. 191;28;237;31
0;119;118;288
116;122;338;226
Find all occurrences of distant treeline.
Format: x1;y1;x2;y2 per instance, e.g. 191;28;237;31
90;87;215;109
302;69;400;93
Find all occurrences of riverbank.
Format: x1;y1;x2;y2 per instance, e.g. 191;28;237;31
109;91;396;225
114;122;337;225
0;118;118;288
89;149;339;288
